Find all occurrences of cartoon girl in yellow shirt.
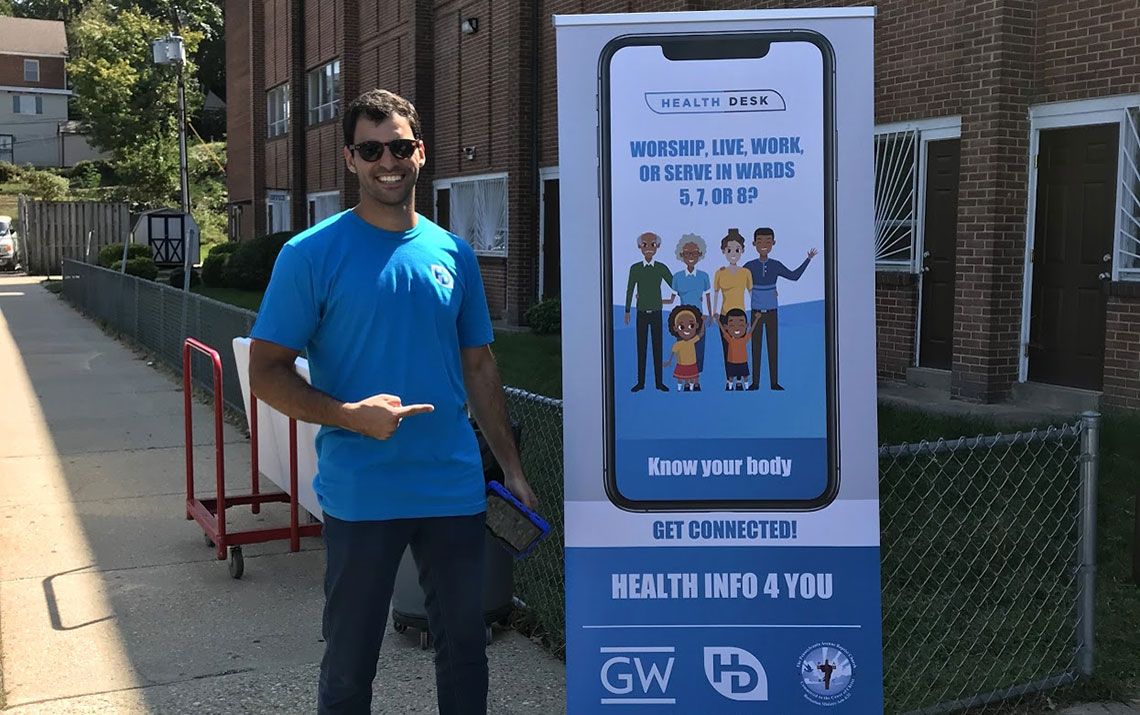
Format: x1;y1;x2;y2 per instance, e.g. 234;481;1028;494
663;304;706;391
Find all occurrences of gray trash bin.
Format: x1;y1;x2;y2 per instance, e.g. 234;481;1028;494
390;420;520;649
390;536;515;649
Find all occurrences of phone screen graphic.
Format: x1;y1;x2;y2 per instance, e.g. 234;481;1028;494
600;33;838;512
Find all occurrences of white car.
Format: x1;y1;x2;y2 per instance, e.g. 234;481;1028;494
0;215;19;271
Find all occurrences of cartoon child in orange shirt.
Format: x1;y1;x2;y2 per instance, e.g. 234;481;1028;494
717;308;762;391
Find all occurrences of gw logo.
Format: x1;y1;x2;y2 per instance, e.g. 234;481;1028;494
704;647;768;701
599;647;675;705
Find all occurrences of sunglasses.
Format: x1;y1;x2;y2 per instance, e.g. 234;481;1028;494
348;138;419;162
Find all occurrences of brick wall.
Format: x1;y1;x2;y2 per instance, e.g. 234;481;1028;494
1104;286;1140;409
875;273;918;381
1036;1;1140;104
225;0;252;207
250;2;268;237
949;0;1035;403
0;56;65;89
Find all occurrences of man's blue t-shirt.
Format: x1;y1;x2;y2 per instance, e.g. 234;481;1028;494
250;210;494;522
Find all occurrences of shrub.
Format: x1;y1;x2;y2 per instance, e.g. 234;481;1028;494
111;256;159;281
201;251;228;286
24;170;69;201
0;161;20;184
168;267;201;288
67;162;102;190
209;240;240;256
66;159;116;185
526;298;561;335
98;242;152;268
221;232;293;290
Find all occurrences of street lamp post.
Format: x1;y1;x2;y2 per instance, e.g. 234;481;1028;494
152;33;192;292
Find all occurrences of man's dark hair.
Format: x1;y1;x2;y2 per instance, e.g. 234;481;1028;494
754;227;776;241
342;89;423;146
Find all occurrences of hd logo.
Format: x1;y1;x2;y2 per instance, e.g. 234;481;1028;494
703;647;768;701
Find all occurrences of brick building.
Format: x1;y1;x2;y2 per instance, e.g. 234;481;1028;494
225;1;1140;408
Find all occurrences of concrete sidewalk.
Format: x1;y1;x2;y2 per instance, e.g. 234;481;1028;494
0;275;566;714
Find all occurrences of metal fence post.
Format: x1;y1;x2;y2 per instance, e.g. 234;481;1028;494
1076;410;1100;677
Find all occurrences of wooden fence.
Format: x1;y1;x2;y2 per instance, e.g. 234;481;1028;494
18;196;131;275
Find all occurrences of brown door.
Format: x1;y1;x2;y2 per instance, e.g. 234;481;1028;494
1028;124;1118;390
919;139;961;370
541;178;561;300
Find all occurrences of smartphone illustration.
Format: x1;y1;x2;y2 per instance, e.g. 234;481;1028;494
599;31;839;512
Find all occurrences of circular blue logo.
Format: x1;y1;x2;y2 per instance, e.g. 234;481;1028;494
797;643;855;706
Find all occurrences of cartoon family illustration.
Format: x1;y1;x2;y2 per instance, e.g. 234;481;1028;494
623;227;819;393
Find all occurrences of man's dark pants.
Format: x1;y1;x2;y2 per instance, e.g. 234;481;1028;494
318;512;488;715
634;309;664;388
750;309;779;388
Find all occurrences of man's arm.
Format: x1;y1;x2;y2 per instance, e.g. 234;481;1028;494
461;344;538;509
249;339;433;441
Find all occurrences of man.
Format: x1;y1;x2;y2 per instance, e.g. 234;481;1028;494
624;231;673;392
742;227;817;391
248;89;537;715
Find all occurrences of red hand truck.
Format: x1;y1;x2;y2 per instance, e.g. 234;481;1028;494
183;337;322;578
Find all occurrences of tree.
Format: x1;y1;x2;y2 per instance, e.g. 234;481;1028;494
11;0;85;20
67;1;202;206
0;1;14;16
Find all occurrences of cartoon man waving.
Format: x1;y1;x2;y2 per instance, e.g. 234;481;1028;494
625;231;674;392
743;226;818;391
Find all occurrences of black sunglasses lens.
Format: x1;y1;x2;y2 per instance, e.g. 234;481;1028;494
356;142;383;161
389;139;416;159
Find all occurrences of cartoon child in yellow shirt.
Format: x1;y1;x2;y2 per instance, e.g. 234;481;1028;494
663;304;706;392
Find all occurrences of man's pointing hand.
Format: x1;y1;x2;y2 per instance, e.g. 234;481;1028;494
345;394;434;440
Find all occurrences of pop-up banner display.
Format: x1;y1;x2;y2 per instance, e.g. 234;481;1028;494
555;9;880;712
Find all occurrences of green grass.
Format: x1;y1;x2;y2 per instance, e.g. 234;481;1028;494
192;285;263;312
492;330;562;398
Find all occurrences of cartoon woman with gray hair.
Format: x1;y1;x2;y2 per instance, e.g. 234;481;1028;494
670;233;713;374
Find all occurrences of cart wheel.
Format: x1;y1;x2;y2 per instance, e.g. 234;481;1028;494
204;532;214;548
393;622;407;634
419;631;431;650
228;546;244;579
485;626;493;646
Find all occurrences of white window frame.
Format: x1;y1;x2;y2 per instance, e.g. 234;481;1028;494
307;190;340;227
267;83;289;138
538;166;559;299
433;172;510;257
873;117;963;273
307;60;340;125
875;117;962;368
266;190;291;233
12;94;42;115
1019;94;1140;383
23;59;39;83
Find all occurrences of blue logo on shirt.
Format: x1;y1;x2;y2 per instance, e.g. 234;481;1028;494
431;264;454;289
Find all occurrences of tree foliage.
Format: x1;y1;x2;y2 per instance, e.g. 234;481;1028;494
69;2;203;152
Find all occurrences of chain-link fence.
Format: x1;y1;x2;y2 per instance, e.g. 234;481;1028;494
62;259;256;413
880;418;1098;713
60;260;1099;713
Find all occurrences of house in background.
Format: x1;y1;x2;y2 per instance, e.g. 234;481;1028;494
0;16;106;168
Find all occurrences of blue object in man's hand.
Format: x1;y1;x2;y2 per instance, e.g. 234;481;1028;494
486;480;551;559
